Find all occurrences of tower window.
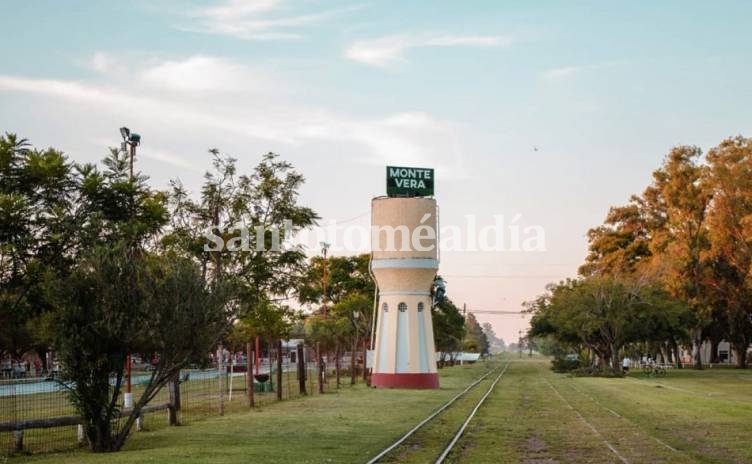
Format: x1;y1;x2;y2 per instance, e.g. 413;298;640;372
398;302;407;312
382;303;388;312
417;302;425;313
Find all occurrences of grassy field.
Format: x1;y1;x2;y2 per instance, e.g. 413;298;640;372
1;366;340;455
9;356;752;463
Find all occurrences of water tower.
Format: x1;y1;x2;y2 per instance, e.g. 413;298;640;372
370;167;439;389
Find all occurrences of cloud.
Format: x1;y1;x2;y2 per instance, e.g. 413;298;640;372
0;55;469;179
540;61;628;81
138;55;264;92
345;34;511;68
88;52;119;74
541;66;580;80
140;147;205;173
176;0;354;40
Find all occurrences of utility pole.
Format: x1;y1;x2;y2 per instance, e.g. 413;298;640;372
320;242;330;317
518;330;523;358
319;242;330;393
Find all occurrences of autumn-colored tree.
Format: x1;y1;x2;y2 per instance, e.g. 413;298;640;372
705;136;752;367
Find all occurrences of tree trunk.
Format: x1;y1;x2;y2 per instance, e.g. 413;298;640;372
670;338;682;368
665;342;674;364
693;330;704;370
734;340;748;368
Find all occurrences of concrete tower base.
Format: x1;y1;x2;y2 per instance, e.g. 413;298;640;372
371;372;439;389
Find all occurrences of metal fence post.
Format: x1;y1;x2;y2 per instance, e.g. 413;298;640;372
218;345;225;416
247;343;254;407
297;344;306;395
276;340;283;401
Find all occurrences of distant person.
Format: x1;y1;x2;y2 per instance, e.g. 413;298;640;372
622;356;631;374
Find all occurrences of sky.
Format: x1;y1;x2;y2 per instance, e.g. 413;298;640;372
2;0;752;344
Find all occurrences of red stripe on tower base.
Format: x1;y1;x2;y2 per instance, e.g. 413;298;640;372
371;373;439;389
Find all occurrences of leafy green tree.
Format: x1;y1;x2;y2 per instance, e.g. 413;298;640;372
528;276;689;373
432;298;465;364
55;246;230;451
0;133;76;359
165;151;317;332
298;254;374;305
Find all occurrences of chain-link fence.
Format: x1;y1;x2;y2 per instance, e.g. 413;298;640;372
1;345;366;457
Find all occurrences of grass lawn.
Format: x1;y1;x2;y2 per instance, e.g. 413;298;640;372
9;356;752;463
11;360;496;464
449;358;752;464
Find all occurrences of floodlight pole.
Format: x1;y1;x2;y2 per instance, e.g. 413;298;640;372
129;142;136;179
321;242;330;317
119;126;139;409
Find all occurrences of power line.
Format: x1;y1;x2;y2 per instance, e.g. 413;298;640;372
467;310;531;316
442;274;570;279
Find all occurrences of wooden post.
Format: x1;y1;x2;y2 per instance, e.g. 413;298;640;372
276;340;283;401
247;343;254;407
14;429;23;452
77;424;85;444
297;344;306;395
136;414;143;431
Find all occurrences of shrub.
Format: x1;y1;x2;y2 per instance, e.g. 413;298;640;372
551;357;581;373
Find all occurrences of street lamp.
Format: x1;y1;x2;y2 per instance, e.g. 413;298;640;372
119;126;141;178
320;242;330;317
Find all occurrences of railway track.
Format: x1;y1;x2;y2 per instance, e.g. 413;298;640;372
366;362;510;464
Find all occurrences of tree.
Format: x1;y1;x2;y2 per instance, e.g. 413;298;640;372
580;145;715;369
54;246;230;451
643;146;713;369
164;149;318;384
463;313;489;355
528;276;689;373
298;254;374;306
0;134;77;360
432;298;465;364
705;136;752;367
481;322;505;354
165;151;317;325
580;200;654;276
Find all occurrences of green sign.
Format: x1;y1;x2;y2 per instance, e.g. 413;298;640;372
386;166;434;197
